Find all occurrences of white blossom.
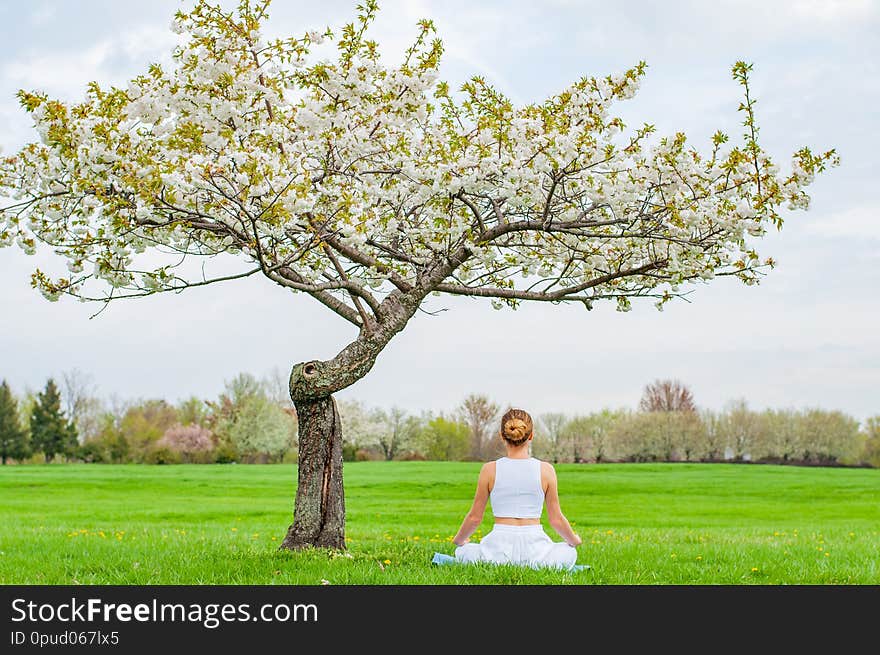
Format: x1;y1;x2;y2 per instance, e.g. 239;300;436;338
0;2;836;312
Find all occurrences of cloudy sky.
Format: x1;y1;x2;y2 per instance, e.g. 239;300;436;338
1;0;877;424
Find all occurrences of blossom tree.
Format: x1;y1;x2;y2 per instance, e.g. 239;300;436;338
157;423;214;462
0;0;836;549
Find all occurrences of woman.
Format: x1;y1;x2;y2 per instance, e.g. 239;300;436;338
450;408;582;570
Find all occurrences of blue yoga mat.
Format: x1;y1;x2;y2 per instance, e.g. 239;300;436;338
432;552;589;571
431;552;457;565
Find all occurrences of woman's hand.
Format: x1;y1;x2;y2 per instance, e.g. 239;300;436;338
452;537;470;547
568;533;582;547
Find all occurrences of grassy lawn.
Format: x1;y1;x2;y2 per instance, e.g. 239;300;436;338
1;462;877;584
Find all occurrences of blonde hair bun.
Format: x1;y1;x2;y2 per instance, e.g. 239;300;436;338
500;409;533;446
503;418;529;441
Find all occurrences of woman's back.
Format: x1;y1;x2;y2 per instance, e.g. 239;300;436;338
489;456;544;519
449;408;581;569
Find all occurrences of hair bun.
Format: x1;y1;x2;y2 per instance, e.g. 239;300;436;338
500;408;533;446
503;418;528;441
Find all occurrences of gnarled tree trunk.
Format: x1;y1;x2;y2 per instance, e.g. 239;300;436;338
277;276;459;550
280;361;348;550
280;391;345;550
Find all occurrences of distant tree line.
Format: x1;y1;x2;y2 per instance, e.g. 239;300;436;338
0;369;297;465
1;375;877;468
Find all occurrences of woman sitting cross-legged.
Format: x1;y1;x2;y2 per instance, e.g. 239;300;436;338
446;408;583;570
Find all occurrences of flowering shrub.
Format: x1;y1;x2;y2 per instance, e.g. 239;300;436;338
157;423;214;463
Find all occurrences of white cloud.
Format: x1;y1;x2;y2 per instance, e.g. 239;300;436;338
788;0;876;21
1;25;178;101
3;40;114;99
803;206;880;240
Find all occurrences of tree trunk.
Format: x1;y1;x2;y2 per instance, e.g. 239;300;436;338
275;280;451;550
280;392;345;550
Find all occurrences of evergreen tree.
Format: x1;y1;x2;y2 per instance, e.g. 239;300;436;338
0;381;29;464
30;379;77;462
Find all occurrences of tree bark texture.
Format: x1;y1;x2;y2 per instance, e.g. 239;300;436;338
279;390;345;550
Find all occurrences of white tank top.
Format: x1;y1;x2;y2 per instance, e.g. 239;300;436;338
490;457;544;519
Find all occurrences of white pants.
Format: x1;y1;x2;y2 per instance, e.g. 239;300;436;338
454;524;577;570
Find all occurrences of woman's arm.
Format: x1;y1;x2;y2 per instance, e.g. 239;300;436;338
452;462;493;547
542;462;582;547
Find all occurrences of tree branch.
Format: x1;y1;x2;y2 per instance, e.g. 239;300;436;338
541;171;560;228
433;260;666;302
317;231;414;293
322;244;380;331
67;267;263;312
475;211;623;244
454;191;488;234
270;266;363;327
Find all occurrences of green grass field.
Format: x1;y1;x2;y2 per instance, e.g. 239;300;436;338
1;462;877;584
